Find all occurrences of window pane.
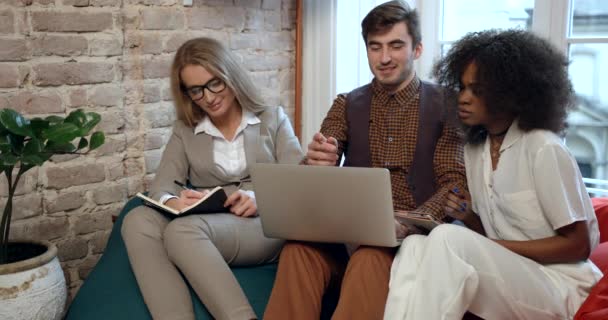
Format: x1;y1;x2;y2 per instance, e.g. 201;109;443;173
440;43;452;57
441;0;534;42
566;43;608;180
571;0;608;37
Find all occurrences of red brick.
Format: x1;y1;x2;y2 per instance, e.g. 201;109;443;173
0;10;14;34
45;191;86;213
57;238;88;261
223;7;246;31
45;163;106;189
91;0;121;6
141;9;184;30
3;0;33;6
68;88;87;107
142;58;171;79
89;84;123;106
124;32;155;53
63;0;89;6
9;90;64;114
188;7;223;30
0;38;30;61
10;217;70;242
33;62;114;86
0;64;23;88
88;36;122;57
32;11;113;32
33;34;88;57
164;33;190;53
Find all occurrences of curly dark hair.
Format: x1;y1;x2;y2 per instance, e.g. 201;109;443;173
433;29;575;144
361;0;421;47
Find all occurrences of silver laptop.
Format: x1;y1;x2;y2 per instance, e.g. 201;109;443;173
250;163;400;247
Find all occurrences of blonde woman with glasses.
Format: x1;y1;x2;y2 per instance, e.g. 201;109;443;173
121;37;304;320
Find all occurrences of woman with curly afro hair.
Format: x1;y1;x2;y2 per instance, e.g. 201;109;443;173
384;29;602;320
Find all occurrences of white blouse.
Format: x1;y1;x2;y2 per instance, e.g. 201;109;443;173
464;119;601;295
160;110;259;203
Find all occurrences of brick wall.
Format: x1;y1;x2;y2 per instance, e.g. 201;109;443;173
0;0;296;301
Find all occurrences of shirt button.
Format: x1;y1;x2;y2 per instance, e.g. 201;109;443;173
388;137;393;142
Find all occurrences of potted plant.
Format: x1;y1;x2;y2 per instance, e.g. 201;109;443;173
0;108;105;320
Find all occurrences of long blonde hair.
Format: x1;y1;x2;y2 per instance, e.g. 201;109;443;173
170;37;267;127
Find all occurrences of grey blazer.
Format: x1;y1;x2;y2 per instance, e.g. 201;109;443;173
149;106;304;200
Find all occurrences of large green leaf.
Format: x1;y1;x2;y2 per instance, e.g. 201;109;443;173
45;140;77;153
29;118;50;139
7;134;24;154
80;112;102;136
42;123;80;144
0;153;18;166
64;109;86;128
0;119;7;135
77;137;88;150
0;135;9;150
0;109;33;137
44;115;64;124
20;154;45;166
89;131;105;150
23;138;43;155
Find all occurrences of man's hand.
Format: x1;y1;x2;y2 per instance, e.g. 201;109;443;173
165;189;209;211
444;188;473;221
306;132;339;166
224;190;257;217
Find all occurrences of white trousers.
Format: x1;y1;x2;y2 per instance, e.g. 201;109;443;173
384;224;597;320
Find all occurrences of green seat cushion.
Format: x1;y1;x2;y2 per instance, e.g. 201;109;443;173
65;197;277;320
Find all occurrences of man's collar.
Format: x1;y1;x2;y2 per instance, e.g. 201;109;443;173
371;76;421;103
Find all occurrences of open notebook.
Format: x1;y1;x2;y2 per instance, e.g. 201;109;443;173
136;186;227;216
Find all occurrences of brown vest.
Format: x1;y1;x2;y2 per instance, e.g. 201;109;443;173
343;81;448;206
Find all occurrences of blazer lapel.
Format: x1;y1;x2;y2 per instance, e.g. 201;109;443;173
244;123;260;171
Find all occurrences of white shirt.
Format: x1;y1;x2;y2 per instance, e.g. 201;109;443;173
465;119;601;288
160;110;260;203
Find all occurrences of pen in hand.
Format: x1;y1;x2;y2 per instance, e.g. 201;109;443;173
174;180;209;199
174;180;192;191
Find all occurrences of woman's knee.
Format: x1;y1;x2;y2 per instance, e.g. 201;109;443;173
426;223;479;255
163;217;212;251
121;207;164;242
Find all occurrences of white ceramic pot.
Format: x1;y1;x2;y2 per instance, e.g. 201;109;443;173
0;241;67;320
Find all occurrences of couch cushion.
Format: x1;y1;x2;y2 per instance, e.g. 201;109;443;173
573;198;608;320
574;273;608;320
592;198;608;243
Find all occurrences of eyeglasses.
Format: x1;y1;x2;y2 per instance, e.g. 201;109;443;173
182;78;226;101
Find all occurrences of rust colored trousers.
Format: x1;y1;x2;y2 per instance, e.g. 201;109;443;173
264;241;396;320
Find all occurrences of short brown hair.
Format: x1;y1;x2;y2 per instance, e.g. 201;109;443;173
170;37;266;127
361;0;421;47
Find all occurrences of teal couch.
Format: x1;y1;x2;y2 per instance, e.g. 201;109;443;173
65;197;279;319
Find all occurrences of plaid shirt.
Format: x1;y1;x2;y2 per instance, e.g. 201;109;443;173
320;77;466;220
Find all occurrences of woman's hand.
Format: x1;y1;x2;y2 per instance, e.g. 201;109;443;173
165;189;209;211
444;188;473;221
224;190;257;217
395;220;410;239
